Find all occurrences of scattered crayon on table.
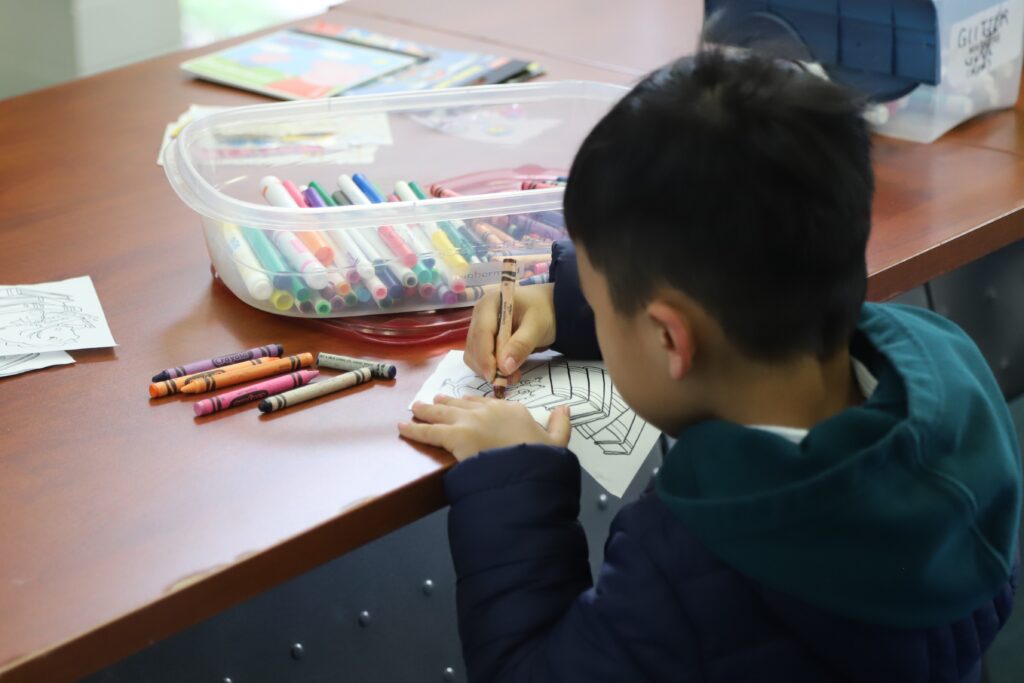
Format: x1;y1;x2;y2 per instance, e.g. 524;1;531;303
180;353;314;394
151;343;283;382
194;370;318;417
317;352;397;379
258;367;372;413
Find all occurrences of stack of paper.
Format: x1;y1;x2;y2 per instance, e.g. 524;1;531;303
0;276;117;378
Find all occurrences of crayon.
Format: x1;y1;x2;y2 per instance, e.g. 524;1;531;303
469;222;505;249
513;216;563;241
535;211;566;228
195;370;318;417
242;227;293;290
472;220;515;245
428;184;460;198
258;367;372;413
152;343;283;382
180;353;314;394
492;259;517;398
317;353;397;379
521;180;557;190
149;356;279;398
222;223;273;301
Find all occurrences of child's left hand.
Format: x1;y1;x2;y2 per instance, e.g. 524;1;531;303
399;395;571;461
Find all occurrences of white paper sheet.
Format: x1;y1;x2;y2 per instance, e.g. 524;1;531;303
0;276;117;355
0;351;75;378
411;350;661;497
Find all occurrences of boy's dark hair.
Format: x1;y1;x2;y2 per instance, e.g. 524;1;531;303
563;49;874;360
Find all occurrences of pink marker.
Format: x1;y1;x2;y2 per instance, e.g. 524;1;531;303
281;180;309;207
193;370;318;417
378;225;418;268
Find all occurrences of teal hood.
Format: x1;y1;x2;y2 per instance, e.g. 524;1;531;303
656;303;1022;628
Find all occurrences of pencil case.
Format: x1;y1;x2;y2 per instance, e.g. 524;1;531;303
163;81;628;319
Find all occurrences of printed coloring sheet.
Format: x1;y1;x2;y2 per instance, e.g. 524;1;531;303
412;350;661;497
0;276;117;377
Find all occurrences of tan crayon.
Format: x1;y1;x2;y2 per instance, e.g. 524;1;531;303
492;258;517;399
149;356;277;398
317;353;397;379
180;353;314;394
258;367;372;413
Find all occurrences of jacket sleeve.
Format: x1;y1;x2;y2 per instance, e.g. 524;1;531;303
549;241;601;360
444;445;702;682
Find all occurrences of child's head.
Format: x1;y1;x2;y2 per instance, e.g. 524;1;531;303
564;49;874;432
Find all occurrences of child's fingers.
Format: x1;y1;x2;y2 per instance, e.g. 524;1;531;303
398;421;450;450
546;405;572;446
497;308;547;379
434;394;484;410
411;401;460;425
464;291;500;380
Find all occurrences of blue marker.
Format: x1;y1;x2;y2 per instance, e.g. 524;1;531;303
352;173;385;204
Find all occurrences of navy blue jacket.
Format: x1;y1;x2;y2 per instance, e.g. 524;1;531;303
444;242;1020;682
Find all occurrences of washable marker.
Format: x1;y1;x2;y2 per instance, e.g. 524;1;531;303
354;285;371;303
352;230;414;292
325;270;352;296
302;186;326;208
242;227;293;290
332;190;351;206
149;356;279;398
320;232;361;285
288;276;312;303
151;343;283;382
270;289;294;311
180;353;314;394
407;180;430;201
259;367;372;414
343;291;359;306
436;284;457;305
337;174;370;205
365;230;418;286
195;370;317;417
351;173;384;203
395;181;469;275
312;294;332;316
378;225;418;268
329;295;346;312
298;299;315;314
396;224;434;268
222;223;273;301
454;222;488;258
264;228;328;290
334;231;387;300
281;179;309;207
308;181;337;206
428;247;465;293
492;258;517;398
412;262;432;287
260;177;335;267
318;352;397;379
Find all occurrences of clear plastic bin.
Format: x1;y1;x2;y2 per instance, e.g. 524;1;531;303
873;0;1023;143
163;81;627;318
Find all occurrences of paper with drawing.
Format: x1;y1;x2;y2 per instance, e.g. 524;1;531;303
0;276;117;356
412;350;661;497
0;351;75;378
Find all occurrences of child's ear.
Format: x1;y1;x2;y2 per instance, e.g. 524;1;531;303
646;301;694;380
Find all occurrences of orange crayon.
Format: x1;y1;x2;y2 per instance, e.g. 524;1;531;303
149;356;278;398
180;353;314;394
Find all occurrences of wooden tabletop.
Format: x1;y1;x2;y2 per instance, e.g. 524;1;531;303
1;3;1023;682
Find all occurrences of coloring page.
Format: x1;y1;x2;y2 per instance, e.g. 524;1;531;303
412;350;661;497
0;277;117;355
0;351;74;378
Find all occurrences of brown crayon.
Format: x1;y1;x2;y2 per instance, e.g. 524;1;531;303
180;353;314;394
149;356;277;398
492;258;517;399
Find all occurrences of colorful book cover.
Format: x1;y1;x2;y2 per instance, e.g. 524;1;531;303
181;22;543;100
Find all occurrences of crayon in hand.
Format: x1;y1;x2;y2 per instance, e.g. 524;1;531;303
492;258;517;399
180;353;314;394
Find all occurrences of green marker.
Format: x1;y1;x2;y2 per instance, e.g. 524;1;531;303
242;227;292;291
412;262;432;285
308;181;337;206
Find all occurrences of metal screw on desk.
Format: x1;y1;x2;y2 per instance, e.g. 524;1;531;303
443;666;456;681
422;579;435;595
358;610;372;627
290;643;304;660
597;493;608;510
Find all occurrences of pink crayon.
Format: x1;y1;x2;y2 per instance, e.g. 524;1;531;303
193;370;318;417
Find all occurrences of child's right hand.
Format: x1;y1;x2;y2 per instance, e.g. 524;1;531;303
465;283;556;386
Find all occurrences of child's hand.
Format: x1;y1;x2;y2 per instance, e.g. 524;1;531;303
465;283;556;386
399;395;571;461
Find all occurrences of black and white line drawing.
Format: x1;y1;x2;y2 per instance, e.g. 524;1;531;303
0;277;116;355
441;358;650;456
0;288;98;349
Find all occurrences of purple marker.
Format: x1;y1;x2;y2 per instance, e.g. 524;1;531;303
152;343;284;382
303;186;327;208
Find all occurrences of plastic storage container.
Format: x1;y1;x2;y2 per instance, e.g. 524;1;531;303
874;0;1023;142
164;81;627;318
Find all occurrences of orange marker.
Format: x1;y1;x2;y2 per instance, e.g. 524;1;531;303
492;258;517;399
180;353;314;394
149;356;278;398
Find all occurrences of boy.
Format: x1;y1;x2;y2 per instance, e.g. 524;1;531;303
398;50;1021;682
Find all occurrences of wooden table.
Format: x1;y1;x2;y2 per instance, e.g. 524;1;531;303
1;3;1023;682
